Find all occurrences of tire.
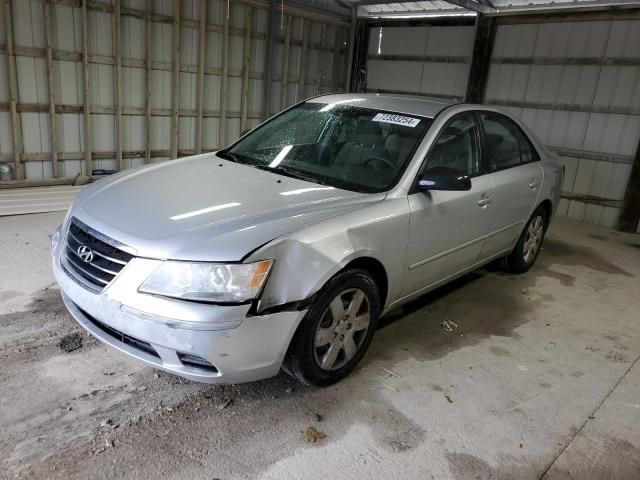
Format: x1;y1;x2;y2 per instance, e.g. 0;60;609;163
502;205;548;274
282;268;380;386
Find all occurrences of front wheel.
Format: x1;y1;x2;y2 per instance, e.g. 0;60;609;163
282;269;380;386
502;206;548;274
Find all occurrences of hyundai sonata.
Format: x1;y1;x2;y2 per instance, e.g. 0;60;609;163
51;94;562;386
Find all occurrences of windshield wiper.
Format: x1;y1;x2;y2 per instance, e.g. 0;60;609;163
216;150;239;163
253;164;324;185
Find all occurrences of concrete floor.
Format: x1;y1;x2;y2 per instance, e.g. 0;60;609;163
1;212;639;480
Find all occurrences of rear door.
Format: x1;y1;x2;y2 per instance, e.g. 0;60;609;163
402;111;495;297
478;112;543;258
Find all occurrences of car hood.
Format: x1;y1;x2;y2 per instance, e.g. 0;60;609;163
70;154;384;261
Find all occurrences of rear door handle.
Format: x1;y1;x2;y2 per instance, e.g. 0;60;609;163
477;194;493;207
529;179;540;190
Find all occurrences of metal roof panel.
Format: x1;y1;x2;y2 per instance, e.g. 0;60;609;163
307;92;456;117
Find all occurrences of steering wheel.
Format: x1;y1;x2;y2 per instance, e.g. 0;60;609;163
363;156;396;171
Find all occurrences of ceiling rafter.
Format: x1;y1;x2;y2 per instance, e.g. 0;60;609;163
347;0;640;17
351;0;495;14
442;0;496;13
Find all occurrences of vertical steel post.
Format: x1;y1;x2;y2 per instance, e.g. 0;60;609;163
44;0;59;177
262;0;277;119
195;0;206;154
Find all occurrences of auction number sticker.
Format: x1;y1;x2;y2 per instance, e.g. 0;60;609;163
372;113;421;128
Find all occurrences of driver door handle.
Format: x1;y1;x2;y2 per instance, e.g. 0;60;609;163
477;194;493;207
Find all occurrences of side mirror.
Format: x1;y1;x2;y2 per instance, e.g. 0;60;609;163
417;167;471;192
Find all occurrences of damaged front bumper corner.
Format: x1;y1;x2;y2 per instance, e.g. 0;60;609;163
51;226;307;384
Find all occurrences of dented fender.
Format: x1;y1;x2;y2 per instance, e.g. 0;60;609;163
246;196;411;313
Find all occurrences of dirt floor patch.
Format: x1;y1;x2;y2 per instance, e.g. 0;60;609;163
490;346;512;357
539;267;576;287
446;452;502;480
543;239;634;277
0;286;92;364
587;233;608;241
59;332;83;352
605;351;629;364
302;426;327;443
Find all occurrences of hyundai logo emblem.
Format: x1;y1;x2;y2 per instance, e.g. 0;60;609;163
77;245;94;263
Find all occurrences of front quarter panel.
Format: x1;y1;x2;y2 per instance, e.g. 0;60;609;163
247;196;411;312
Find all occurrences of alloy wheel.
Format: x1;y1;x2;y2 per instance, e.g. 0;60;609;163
313;288;371;371
523;215;544;263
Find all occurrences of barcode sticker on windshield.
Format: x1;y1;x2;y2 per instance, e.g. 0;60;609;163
372;113;421;128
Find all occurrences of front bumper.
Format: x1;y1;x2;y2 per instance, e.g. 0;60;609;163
51;227;306;384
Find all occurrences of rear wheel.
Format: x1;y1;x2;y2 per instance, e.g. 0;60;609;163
502;205;548;274
282;269;380;386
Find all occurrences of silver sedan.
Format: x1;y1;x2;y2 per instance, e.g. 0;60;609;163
51;94;563;386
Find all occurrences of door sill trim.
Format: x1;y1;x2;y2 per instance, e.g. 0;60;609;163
408;220;523;270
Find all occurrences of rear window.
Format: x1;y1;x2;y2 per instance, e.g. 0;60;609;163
480;112;540;171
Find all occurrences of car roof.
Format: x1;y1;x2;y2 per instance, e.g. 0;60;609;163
307;93;456;119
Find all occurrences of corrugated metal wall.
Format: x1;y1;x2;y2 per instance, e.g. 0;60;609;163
485;18;640;228
361;16;639;229
0;0;348;183
365;24;475;100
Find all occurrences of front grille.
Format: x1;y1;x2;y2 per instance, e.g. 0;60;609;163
80;306;160;359
62;218;134;292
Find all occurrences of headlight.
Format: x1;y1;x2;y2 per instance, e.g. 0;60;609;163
139;260;273;303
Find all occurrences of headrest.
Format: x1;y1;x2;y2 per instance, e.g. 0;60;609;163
356;118;382;136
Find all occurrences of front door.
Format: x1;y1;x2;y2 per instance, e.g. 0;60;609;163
403;112;495;297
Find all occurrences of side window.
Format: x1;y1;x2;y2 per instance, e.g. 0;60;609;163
480;113;521;171
423;112;480;176
515;127;540;164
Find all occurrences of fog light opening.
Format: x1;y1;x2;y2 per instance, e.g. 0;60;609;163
176;352;219;373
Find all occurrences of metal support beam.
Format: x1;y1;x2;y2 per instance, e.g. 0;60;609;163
240;5;253;133
618;140;640;233
331;27;343;92
315;23;327;95
0;37;343;65
113;0;123;170
368;54;470;63
280;15;292;109
465;14;496;103
477;0;496;8
44;0;59;178
494;6;640;23
297;19;309;101
219;0;230;148
3;0;22;180
263;0;277;119
81;0;92;176
345;6;356;92
170;0;180;159
486;99;640;116
443;0;496;13
0;175;98;189
0;101;271;120
195;0;206;154
353;18;370;93
355;0;495;13
144;0;151;163
492;56;640;66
